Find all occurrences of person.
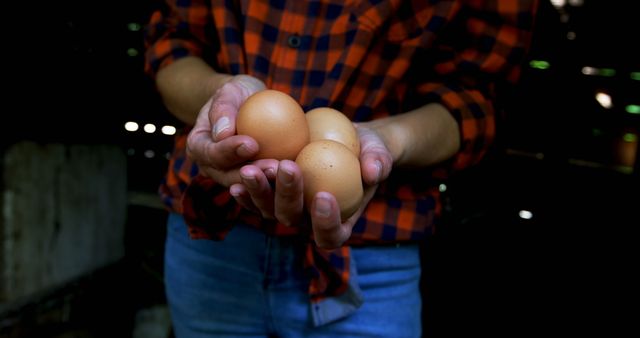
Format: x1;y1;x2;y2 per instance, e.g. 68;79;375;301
144;0;539;337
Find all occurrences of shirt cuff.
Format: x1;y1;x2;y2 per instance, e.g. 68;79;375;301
418;82;496;172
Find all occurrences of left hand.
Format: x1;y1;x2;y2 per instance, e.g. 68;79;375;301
309;123;393;249
233;122;393;248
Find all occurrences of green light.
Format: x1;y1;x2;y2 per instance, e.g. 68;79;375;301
598;68;616;77
623;133;638;143
631;72;640;81
529;60;550;70
626;105;640;114
128;23;141;31
591;128;603;137
127;48;139;57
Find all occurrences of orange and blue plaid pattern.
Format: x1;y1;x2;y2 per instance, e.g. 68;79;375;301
146;0;538;303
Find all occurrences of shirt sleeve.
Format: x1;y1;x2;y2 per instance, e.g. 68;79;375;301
144;1;238;240
417;0;538;171
144;0;216;78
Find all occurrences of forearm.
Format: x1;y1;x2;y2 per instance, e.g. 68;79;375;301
156;57;233;125
369;103;461;168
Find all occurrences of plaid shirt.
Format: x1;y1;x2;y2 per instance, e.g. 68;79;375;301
145;0;538;326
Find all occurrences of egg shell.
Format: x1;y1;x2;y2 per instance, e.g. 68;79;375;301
295;139;363;220
306;107;360;156
237;89;309;160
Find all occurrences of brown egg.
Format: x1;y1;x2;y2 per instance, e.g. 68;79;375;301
295;140;363;220
306;107;360;156
237;89;309;160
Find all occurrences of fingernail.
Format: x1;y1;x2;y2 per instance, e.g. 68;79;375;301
373;160;382;183
264;167;276;180
315;196;331;218
279;168;294;185
213;116;230;138
229;185;242;197
236;143;251;157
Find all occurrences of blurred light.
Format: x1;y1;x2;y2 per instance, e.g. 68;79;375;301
165;152;172;160
614;133;638;170
144;150;155;158
143;123;156;133
598;68;616;77
518;210;533;220
631;72;640;81
161;125;177;135
591;128;604;137
438;184;447;193
566;31;576;40
127;48;139;57
124;121;139;132
529;60;550;70
550;0;565;8
127;148;135;156
568;0;583;6
505;148;544;160
595;92;612;109
582;67;617;77
623;133;638;143
626;105;640;114
127;23;141;31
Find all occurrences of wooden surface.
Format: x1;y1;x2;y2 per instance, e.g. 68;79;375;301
1;142;127;302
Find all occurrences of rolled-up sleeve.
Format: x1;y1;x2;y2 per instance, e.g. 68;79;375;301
144;0;215;78
418;0;538;171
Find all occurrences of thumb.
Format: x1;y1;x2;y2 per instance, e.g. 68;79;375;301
209;76;266;141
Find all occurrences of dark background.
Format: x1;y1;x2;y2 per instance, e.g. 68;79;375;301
3;0;639;337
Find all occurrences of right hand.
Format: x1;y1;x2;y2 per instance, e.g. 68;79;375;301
186;75;305;224
186;75;272;188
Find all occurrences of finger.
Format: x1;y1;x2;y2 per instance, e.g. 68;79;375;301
187;132;259;169
274;160;304;226
311;192;351;249
209;82;246;141
230;183;259;213
250;159;280;181
240;165;275;219
360;156;388;186
210;78;267;141
187;96;258;176
197;166;235;186
356;126;393;185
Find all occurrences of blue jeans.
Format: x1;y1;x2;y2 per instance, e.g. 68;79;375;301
164;213;422;338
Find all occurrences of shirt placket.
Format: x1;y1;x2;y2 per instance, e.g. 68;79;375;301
271;1;307;98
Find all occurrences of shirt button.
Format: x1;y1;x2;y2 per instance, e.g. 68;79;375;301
287;34;302;48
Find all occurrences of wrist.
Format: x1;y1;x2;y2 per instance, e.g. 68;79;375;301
206;73;234;97
229;75;267;97
369;118;406;166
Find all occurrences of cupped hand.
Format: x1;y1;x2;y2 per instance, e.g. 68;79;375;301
230;159;305;225
186;75;270;187
310;123;394;249
187;75;306;224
